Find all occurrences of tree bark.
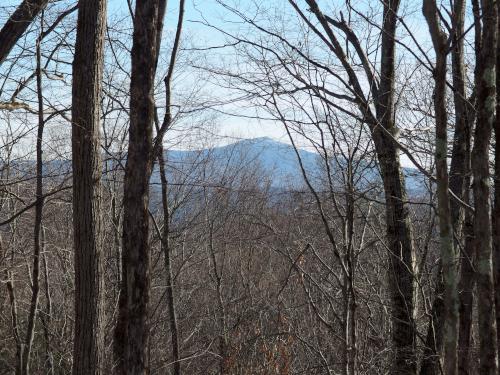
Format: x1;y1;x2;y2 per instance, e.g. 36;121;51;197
115;0;162;373
374;2;416;373
472;1;498;374
421;0;473;372
457;1;480;373
6;271;22;375
493;0;500;363
71;0;107;373
457;213;474;375
40;245;54;375
422;1;458;373
420;273;444;375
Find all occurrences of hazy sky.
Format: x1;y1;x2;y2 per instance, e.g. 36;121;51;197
0;0;289;149
1;0;461;169
115;0;290;146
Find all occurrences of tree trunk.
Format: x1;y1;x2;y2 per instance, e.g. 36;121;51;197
375;140;416;375
457;214;474;375
158;150;181;375
422;2;458;373
448;0;468;235
115;0;161;373
493;0;500;363
472;1;498;373
5;263;23;375
153;0;184;370
457;1;479;372
296;3;416;370
21;30;45;375
71;0;107;373
420;272;444;375
374;2;416;373
421;0;472;372
40;245;54;375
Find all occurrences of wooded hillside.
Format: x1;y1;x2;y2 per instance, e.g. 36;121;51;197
0;0;497;374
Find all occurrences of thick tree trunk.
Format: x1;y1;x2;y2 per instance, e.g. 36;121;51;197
448;0;468;234
71;0;107;373
115;0;161;373
472;1;498;374
375;138;416;375
375;2;416;373
0;0;49;65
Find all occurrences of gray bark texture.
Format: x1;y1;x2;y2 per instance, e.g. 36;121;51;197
472;1;498;374
422;1;458;374
493;0;500;364
374;2;417;373
71;0;107;373
115;0;161;373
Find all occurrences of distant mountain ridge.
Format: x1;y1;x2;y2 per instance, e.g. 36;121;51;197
8;137;425;194
155;137;426;193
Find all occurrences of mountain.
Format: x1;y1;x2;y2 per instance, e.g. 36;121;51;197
8;136;425;195
150;137;318;190
153;137;427;194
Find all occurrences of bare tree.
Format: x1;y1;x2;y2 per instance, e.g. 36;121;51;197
3;1;500;374
472;0;498;373
423;1;458;374
210;0;418;371
154;0;185;373
18;17;45;375
115;0;163;373
71;0;107;373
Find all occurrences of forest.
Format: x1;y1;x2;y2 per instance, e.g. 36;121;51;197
0;0;498;374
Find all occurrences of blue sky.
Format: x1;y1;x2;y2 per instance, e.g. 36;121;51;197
1;0;469;169
0;0;288;147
